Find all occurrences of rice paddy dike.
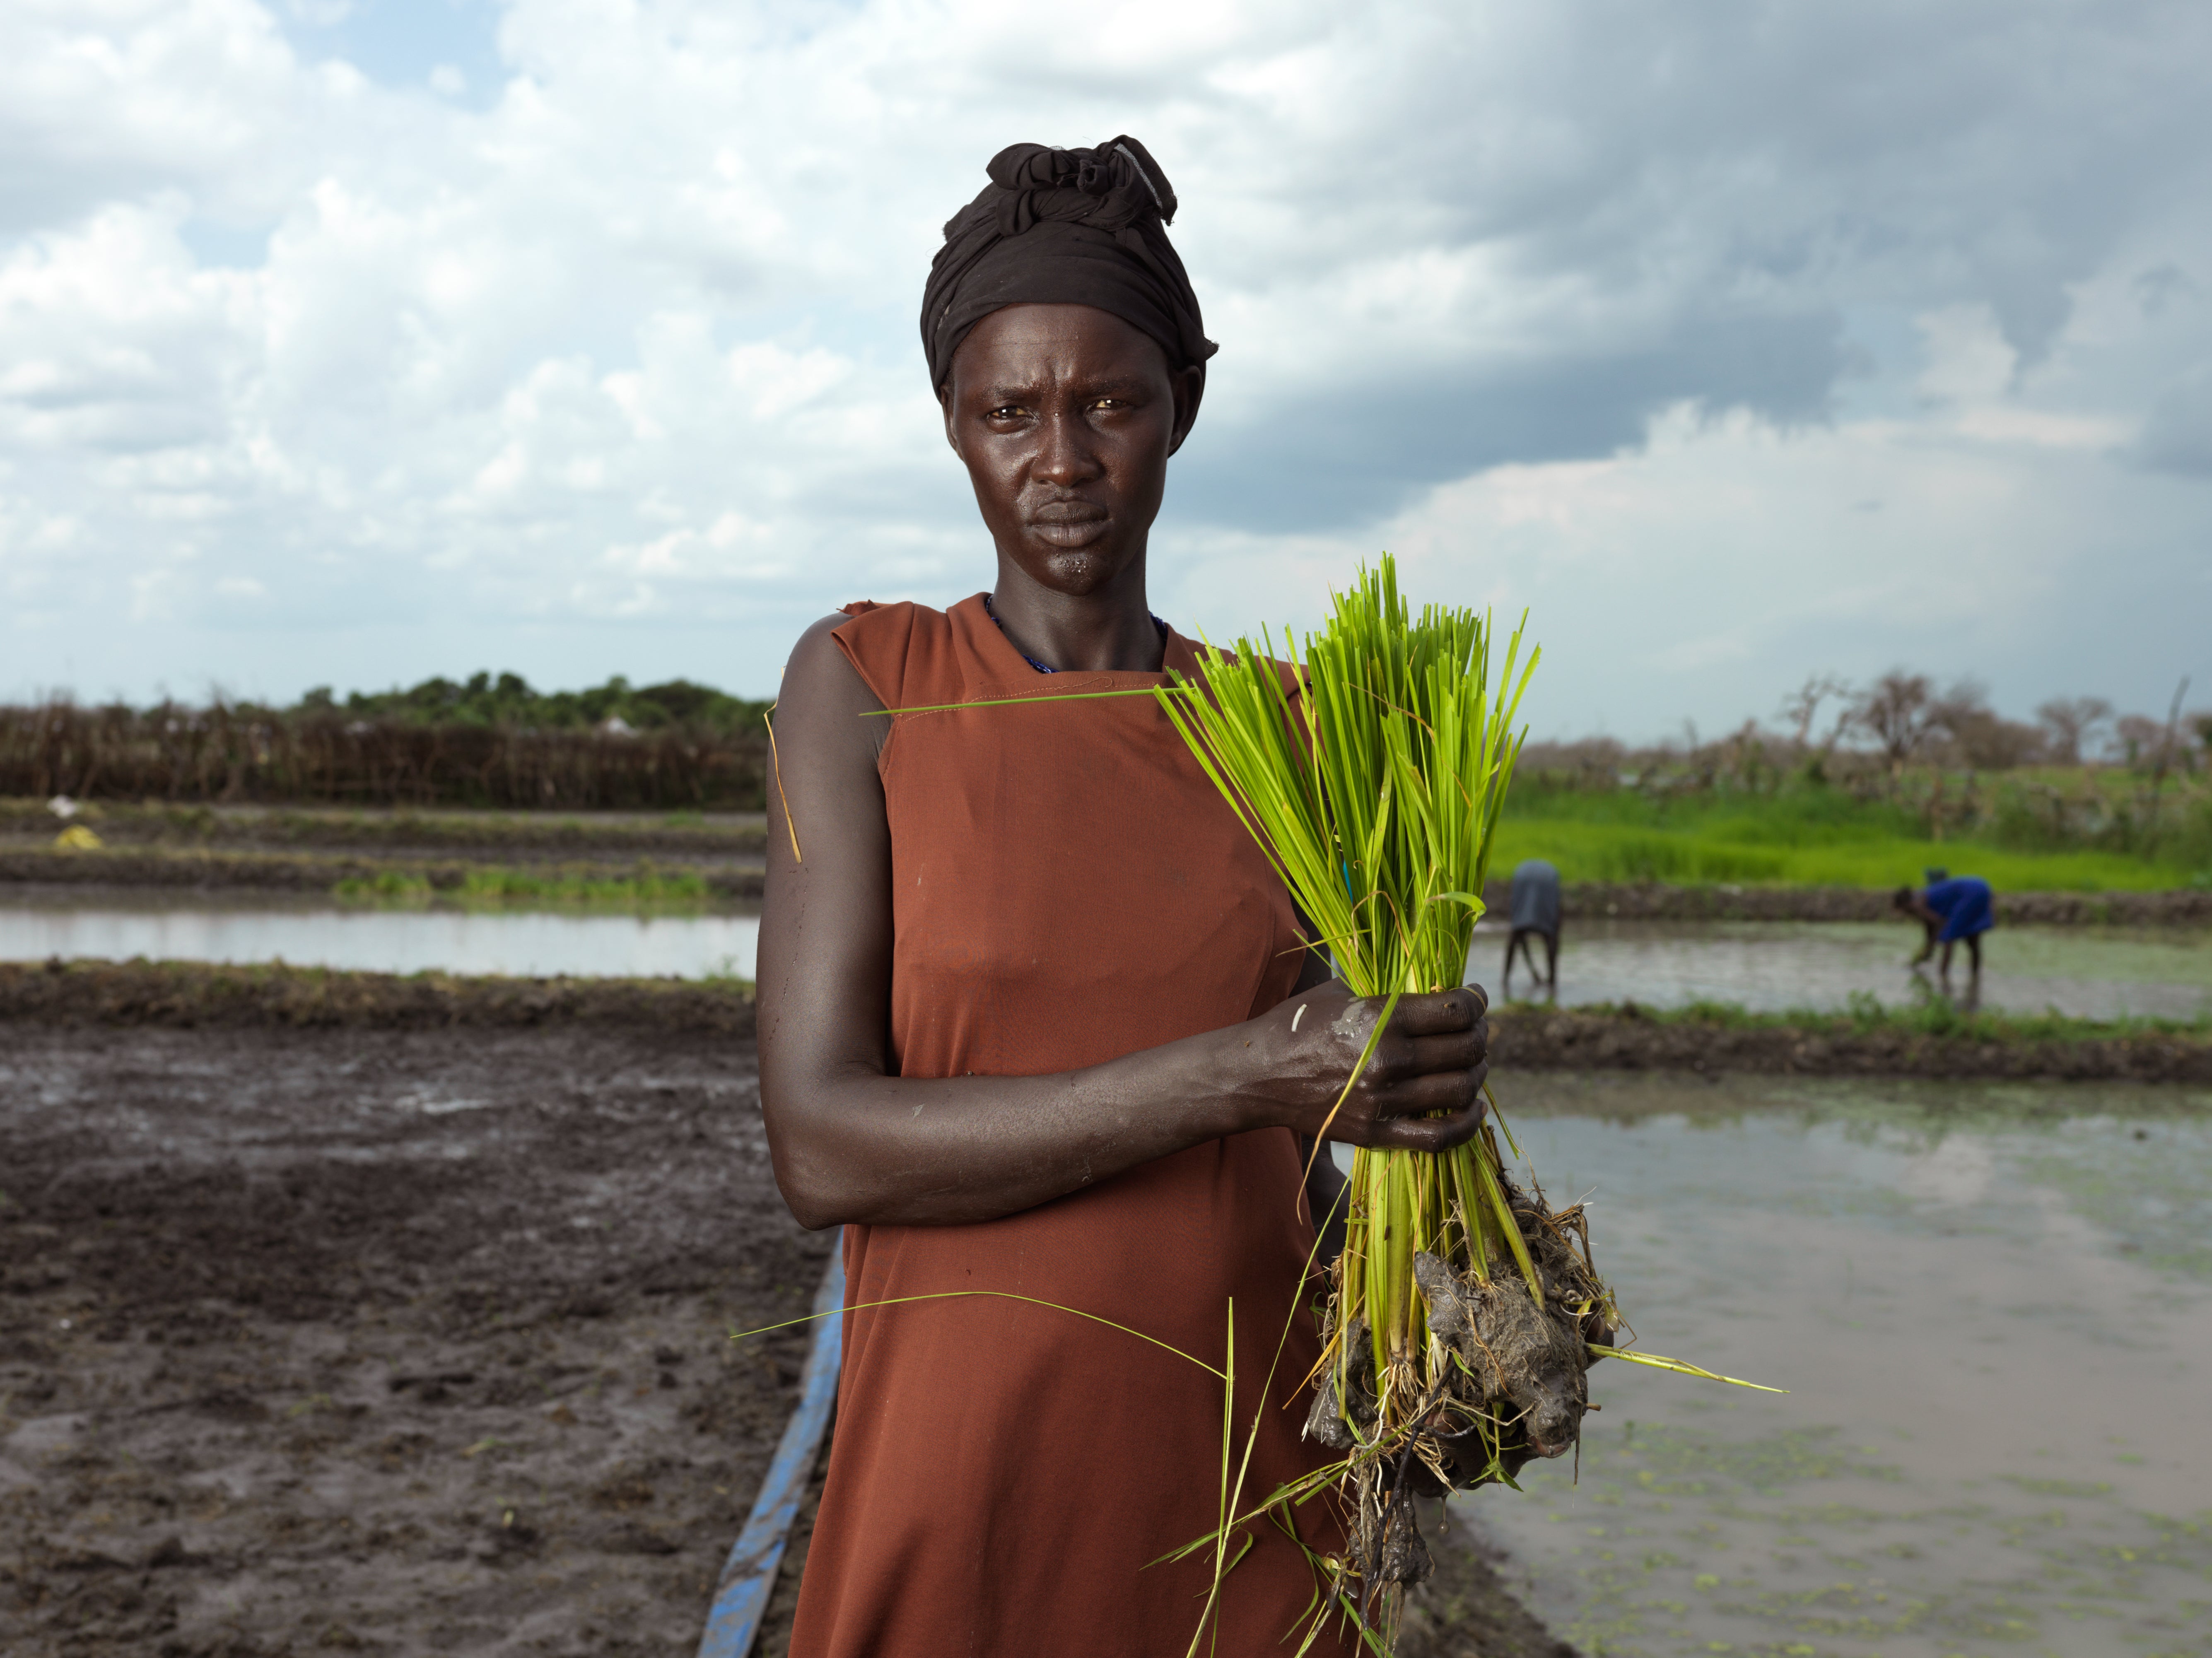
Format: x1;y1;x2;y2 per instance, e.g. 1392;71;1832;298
0;799;769;906
6;962;2207;1086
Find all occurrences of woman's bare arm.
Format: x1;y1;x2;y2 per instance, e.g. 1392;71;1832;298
755;617;1490;1231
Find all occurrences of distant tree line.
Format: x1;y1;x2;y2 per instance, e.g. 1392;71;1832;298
296;671;771;737
1522;671;2205;782
1774;671;2205;776
0;673;772;810
5;666;2206;830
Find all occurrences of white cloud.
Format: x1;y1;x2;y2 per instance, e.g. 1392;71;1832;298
0;0;2205;729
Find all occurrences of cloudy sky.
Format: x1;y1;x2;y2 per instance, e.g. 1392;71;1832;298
3;0;2208;737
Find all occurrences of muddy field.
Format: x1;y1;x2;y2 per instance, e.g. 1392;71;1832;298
0;1024;825;1657
0;1020;1567;1657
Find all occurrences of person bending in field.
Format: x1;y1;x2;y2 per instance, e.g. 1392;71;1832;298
1501;857;1561;997
1894;874;1994;983
756;138;1488;1657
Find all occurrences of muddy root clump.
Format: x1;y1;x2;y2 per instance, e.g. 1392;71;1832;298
1306;1176;1619;1613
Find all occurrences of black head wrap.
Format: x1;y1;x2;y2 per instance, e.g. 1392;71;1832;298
921;136;1217;406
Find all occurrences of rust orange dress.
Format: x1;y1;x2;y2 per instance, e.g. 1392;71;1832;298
786;594;1356;1658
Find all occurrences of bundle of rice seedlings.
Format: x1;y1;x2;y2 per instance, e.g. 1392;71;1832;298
1157;555;1620;1637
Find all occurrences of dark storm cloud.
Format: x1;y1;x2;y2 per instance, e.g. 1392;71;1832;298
1180;309;1847;530
1158;0;2212;528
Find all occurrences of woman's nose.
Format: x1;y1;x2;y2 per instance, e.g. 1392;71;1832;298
1032;414;1101;485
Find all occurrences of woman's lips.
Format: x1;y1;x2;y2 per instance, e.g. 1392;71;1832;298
1028;504;1109;545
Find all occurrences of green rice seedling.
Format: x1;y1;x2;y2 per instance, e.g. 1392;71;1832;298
1155;556;1622;1641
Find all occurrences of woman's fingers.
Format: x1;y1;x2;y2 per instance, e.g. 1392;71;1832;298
1380;1022;1488;1082
1370;1088;1488;1152
1370;1059;1489;1119
1387;986;1486;1037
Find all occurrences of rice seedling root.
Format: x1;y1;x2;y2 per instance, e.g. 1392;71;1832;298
1302;1168;1617;1610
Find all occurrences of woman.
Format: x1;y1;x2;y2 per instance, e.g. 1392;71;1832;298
759;137;1493;1656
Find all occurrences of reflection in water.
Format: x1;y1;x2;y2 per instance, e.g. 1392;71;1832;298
1416;1074;2212;1658
0;902;760;979
1469;918;2212;1020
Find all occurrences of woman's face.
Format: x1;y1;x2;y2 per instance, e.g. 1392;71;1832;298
941;303;1199;598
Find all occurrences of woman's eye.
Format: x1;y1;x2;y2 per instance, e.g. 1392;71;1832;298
989;406;1021;420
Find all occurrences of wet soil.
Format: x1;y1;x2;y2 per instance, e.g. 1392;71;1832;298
0;962;760;1035
0;1024;826;1657
1397;1505;1580;1658
9;961;2205;1082
0;1016;1572;1657
1488;1003;2212;1082
0;850;764;901
0;801;767;860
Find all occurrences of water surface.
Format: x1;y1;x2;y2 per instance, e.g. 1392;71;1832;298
6;897;2203;1018
1471;918;2212;1021
0;893;758;979
1426;1075;2212;1658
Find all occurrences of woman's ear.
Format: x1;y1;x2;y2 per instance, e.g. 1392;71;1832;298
1166;364;1204;456
941;384;960;456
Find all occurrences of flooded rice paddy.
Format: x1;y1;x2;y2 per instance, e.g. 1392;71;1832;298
9;896;2205;1022
1473;918;2212;1021
1426;1074;2212;1658
0;890;762;979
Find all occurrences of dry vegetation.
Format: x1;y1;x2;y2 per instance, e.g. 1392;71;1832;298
0;675;770;811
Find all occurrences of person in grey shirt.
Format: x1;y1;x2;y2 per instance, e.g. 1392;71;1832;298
1502;857;1561;995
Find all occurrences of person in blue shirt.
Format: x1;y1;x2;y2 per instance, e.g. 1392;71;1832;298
1893;874;1994;981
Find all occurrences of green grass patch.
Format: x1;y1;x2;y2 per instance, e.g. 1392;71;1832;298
333;864;718;911
1497;775;2212;890
1492;818;2201;892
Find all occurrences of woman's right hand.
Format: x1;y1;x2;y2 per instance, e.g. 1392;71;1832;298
1230;978;1490;1154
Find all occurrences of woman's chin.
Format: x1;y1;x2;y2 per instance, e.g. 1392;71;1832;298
1013;543;1125;595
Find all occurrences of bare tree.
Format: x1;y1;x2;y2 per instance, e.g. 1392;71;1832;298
1778;674;1850;749
2112;714;2169;768
1927;678;2043;769
2036;696;2113;765
1853;671;1935;770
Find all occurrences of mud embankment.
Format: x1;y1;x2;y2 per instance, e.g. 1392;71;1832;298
0;959;758;1033
0;799;767;858
0;800;768;897
1488;1003;2212;1084
0;845;766;899
7;961;2206;1082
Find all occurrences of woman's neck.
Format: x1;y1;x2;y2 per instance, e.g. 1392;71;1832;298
987;564;1166;674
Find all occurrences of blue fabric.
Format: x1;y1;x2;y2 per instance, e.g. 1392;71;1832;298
1925;876;1993;942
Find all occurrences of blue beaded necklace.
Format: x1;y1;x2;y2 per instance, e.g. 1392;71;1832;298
983;593;1169;674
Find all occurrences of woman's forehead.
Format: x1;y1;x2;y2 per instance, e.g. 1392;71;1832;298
949;304;1171;389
